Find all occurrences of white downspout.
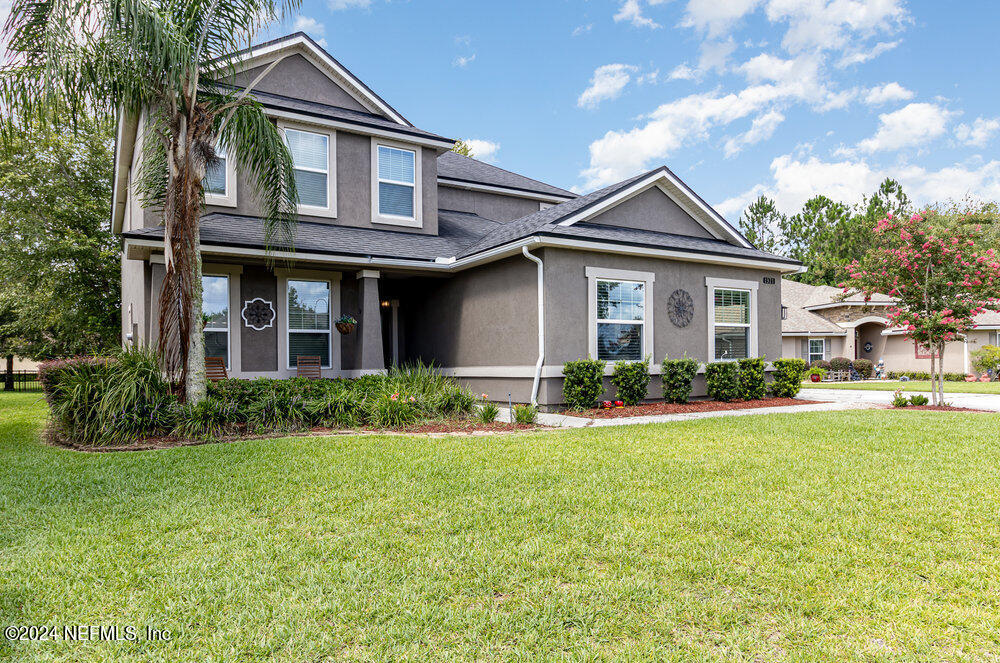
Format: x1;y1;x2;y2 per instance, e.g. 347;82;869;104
522;246;544;406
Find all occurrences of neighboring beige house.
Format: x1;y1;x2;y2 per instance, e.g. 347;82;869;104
782;279;1000;374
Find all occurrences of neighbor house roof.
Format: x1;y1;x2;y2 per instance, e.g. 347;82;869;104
436;151;576;199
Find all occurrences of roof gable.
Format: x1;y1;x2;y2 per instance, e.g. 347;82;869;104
213;32;410;125
586;186;715;239
229;53;372;114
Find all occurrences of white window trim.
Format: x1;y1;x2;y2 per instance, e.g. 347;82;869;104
808;337;826;364
371;137;422;228
278;121;337;219
202;264;242;375
276;269;342;374
586;266;655;362
203;274;232;369
706;276;758;362
204;141;237;208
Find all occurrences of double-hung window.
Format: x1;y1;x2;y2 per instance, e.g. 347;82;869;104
991;331;999;346
596;279;645;361
712;288;751;360
808;338;826;364
372;141;421;226
284;126;335;215
287;279;331;369
204;140;236;206
203;275;230;368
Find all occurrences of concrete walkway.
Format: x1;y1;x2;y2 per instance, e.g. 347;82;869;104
798;388;1000;412
498;400;874;429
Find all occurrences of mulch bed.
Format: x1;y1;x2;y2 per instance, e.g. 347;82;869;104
577;397;822;419
47;419;543;453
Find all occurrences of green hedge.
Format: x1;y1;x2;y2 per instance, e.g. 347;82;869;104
705;362;740;402
738;357;767;400
611;358;651;405
771;358;807;397
887;371;968;382
852;359;874;379
661;356;699;404
561;359;607;410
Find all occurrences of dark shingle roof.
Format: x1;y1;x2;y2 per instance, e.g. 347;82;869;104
123;210;499;262
437;151;575;198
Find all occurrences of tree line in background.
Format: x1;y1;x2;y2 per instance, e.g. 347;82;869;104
738;179;1000;286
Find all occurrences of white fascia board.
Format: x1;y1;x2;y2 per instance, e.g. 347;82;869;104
265;108;452;149
782;331;848;337
804;300;895;311
111;110;139;235
437;178;574;204
556;169;753;249
212;35;409;126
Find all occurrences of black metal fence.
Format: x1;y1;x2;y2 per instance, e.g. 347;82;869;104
3;370;42;393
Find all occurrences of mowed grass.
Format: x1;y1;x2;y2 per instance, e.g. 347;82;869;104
802;379;1000;394
2;392;1000;661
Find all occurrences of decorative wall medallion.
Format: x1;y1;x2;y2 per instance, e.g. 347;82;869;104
864;342;873;353
668;289;694;328
241;298;275;331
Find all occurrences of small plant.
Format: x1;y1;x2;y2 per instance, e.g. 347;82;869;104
335;314;358;334
891;389;909;408
908;394;929;406
770;358;807;397
806;366;828;379
368;393;421;428
562;358;607;410
830;356;852;372
513;404;537;425
611;358;650;406
737;357;767;400
704;361;740;402
661;355;699;404
478;401;500;424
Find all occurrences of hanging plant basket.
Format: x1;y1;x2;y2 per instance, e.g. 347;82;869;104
335;315;357;335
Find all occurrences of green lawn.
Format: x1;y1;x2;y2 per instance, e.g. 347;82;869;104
802;379;1000;394
2;392;1000;661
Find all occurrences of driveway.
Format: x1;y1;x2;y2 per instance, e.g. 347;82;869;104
798;388;1000;412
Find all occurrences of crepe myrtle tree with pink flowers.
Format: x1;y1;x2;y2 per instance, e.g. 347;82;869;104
843;211;1000;405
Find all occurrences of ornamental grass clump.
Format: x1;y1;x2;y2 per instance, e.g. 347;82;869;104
704;362;740;402
513;404;538;425
661;356;699;404
611;358;650;406
562;359;607;410
737;357;767;400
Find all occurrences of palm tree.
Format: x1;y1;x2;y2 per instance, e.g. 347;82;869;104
0;0;301;402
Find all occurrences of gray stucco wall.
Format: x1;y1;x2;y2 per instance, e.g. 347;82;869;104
241;266;278;371
437;186;541;222
229;54;374;114
541;248;783;366
339;277;361;371
587;187;715;238
121;255;150;345
402;256;539;367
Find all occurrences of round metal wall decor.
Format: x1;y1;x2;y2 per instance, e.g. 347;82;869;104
241;298;275;331
668;289;694;328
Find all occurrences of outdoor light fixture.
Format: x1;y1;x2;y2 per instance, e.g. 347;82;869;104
781;305;788;320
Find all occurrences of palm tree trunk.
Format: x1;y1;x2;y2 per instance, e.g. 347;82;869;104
186;225;207;403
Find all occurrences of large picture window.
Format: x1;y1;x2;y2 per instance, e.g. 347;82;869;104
287;279;331;369
596;279;645;361
713;288;750;360
808;338;826;364
284;127;332;211
203;275;230;368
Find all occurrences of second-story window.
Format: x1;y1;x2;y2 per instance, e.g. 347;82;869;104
285;128;330;209
372;140;421;227
204;140;236;206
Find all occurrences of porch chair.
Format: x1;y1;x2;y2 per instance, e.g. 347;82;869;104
205;357;228;382
296;356;322;380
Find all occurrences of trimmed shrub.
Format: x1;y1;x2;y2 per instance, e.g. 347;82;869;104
738;357;767;400
661;356;699;404
771;358;807;397
908;394;929;406
562;359;607;410
611;358;650;406
705;362;740;402
513;404;538;425
830;356;852;372
887;371;967;382
809;359;832;371
852;359;874;379
478;402;500;424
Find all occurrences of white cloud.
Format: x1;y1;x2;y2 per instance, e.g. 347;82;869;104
837;40;900;67
452;54;476;68
572;24;593;36
454;35;472;46
577;63;639;109
614;0;665;29
681;0;763;38
462;139;501;163
955;117;1000;147
855;102;957;153
765;0;909;54
328;0;371;9
724;110;785;157
716;153;1000;219
668;64;697;80
863;81;913;105
697;38;737;74
292;16;328;47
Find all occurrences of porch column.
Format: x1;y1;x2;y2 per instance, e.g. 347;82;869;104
356;270;384;371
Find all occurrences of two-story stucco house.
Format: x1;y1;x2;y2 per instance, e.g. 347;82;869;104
115;33;802;406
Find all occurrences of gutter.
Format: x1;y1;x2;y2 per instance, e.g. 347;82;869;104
521;247;544;406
